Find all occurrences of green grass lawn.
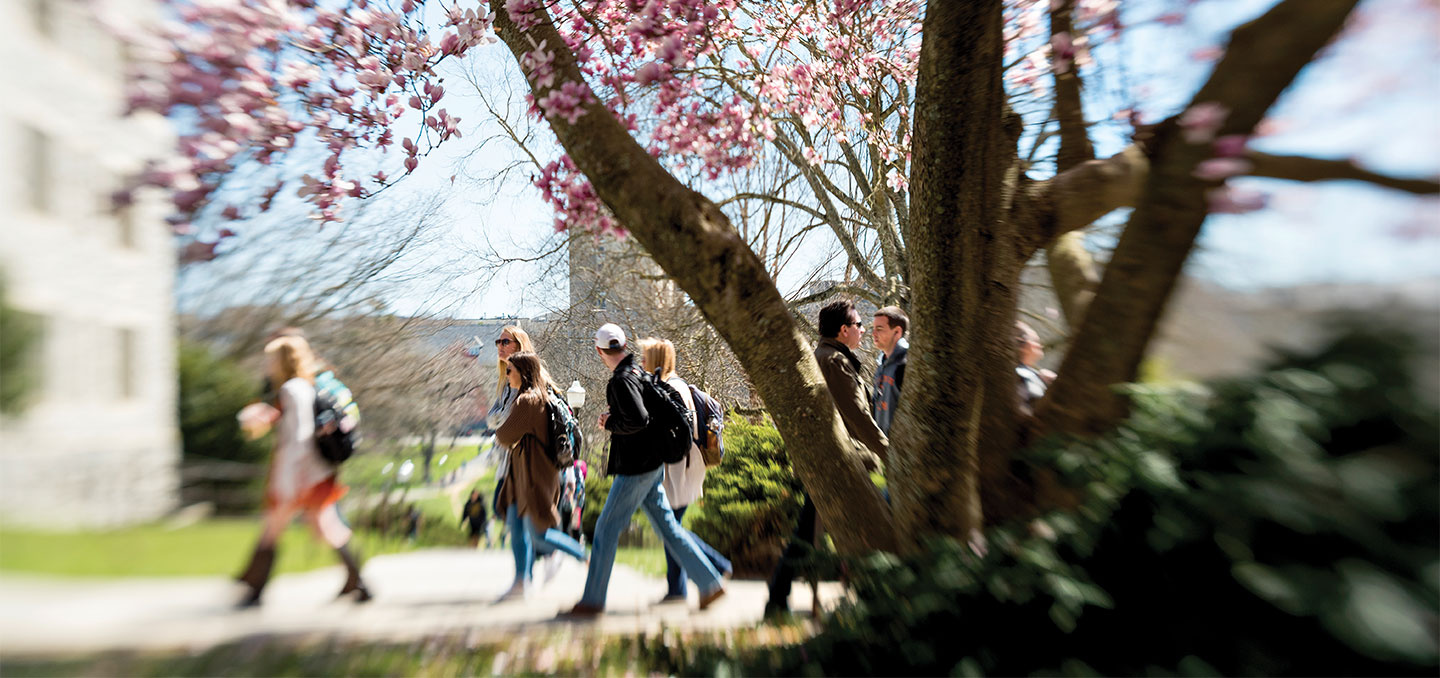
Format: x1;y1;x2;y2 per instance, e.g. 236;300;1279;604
615;547;667;578
0;519;423;578
339;441;490;491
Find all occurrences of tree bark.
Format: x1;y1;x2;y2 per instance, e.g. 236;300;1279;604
489;0;895;554
1038;0;1362;436
888;0;1015;549
1045;0;1101;328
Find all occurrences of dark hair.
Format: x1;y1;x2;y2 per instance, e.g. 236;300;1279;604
507;351;545;394
598;345;628;357
818;299;857;338
874;306;909;335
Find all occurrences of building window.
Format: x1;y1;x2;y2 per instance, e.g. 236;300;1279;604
117;327;137;399
23;126;52;214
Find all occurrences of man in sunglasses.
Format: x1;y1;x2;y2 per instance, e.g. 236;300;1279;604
765;298;888;619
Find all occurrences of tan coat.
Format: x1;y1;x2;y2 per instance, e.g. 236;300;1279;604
495;391;561;532
815;337;889;466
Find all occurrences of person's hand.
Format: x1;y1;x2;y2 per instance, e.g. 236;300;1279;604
598;412;610;428
237;402;279;439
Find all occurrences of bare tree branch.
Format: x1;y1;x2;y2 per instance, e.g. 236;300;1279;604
1246;151;1440;195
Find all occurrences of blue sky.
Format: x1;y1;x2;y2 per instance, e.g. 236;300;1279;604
197;0;1440;320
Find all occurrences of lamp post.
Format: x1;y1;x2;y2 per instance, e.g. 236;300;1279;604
565;380;586;460
565;380;586;409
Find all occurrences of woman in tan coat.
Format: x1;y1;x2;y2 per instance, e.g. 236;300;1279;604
494;351;587;600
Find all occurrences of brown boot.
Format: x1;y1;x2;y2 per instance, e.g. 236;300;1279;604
335;544;372;603
235;544;275;608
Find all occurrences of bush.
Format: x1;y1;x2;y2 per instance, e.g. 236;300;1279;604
688;414;806;577
177;340;271;511
661;323;1439;677
0;275;41;415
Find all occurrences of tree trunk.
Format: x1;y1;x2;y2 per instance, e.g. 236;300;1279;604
889;0;1017;550
490;0;896;554
1039;0;1361;436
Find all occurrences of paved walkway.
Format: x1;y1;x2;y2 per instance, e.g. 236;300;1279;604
0;549;844;656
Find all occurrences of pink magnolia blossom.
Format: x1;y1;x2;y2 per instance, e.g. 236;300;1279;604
1212;134;1249;158
1192;157;1253;181
1179;102;1230;144
1206;186;1269;214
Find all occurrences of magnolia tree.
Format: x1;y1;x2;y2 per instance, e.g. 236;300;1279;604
119;0;1438;553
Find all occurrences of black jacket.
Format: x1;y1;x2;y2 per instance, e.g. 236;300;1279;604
604;354;664;476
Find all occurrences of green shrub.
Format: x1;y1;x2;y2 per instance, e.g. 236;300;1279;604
0;276;40;416
688;414;806;577
662;323;1438;677
177;340;271;511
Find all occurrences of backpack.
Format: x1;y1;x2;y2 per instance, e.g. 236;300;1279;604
543;391;580;469
639;369;696;465
687;384;725;467
313;370;361;465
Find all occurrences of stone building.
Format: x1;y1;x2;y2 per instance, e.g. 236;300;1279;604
0;0;180;527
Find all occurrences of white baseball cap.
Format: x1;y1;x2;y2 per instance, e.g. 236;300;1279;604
595;323;627;349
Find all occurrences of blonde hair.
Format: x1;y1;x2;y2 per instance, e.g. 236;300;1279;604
493;325;557;396
264;336;316;384
638;337;677;380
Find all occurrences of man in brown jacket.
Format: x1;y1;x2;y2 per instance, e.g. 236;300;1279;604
765;298;888;618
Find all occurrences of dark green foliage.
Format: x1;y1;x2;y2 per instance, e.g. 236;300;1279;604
178;340;271;466
0;277;41;415
688;414;806;576
661;324;1439;677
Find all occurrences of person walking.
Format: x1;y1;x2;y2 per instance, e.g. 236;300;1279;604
234;335;370;607
638;337;734;604
871;306;909;436
461;490;491;548
765;299;887;618
1015;320;1055;413
563;324;727;617
494;351;588;600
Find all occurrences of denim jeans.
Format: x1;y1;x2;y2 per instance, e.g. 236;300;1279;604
664;505;733;597
579;467;722;608
507;503;586;584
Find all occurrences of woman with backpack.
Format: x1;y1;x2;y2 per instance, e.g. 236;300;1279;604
234;335;370;607
639;338;733;603
494;351;587;600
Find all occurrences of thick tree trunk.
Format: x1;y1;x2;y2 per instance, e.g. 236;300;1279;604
1038;0;1361;436
888;0;1016;550
489;0;895;554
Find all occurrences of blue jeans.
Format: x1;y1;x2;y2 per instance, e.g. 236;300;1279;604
580;467;722;608
507;504;585;584
664;505;732;597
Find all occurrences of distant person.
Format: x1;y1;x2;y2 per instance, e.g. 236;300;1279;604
462;490;491;548
1015;321;1056;413
234;336;370;607
406;505;422;544
562;324;726;617
494;351;588;600
640;337;733;603
871;306;909;435
765;298;887;619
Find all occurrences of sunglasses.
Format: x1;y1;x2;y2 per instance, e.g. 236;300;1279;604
495;338;515;347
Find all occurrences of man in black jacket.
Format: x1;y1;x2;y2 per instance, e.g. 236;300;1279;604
563;324;726;617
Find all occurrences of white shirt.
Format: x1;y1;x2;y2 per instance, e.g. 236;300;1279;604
661;376;707;509
270;378;333;504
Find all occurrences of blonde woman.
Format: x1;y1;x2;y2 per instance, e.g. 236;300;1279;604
639;338;733;603
494;352;587;599
480;326;546;541
235;336;369;607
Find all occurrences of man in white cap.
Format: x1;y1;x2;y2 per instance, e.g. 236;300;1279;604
562;323;726;617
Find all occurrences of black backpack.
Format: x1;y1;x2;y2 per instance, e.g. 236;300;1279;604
639;369;696;465
543;392;579;469
313;373;361;465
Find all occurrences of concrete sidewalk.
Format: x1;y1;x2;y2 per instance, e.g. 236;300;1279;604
0;549;844;656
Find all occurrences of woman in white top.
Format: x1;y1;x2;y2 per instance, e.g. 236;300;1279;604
639;338;733;602
234;336;369;607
